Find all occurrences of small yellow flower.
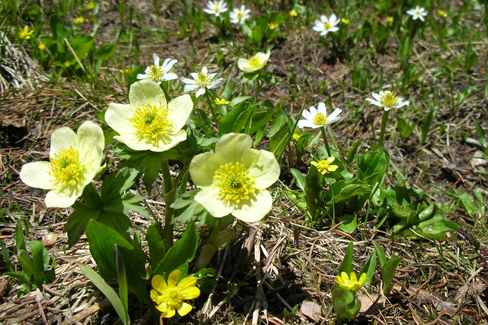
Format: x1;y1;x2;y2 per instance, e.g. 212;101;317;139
38;43;46;51
19;26;34;40
292;130;302;142
64;61;71;68
120;69;131;74
437;10;447;18
74;17;85;24
341;18;350;25
86;2;95;9
151;269;200;318
289;10;298;17
268;22;279;30
214;98;230;105
310;157;338;175
386;16;394;23
335;272;367;292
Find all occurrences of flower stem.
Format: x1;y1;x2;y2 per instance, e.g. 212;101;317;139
255;78;262;100
205;92;220;122
320;126;332;157
377;110;390;150
161;160;175;252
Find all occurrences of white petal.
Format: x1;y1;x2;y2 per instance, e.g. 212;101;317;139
50;127;76;158
195;88;206;98
297;120;318;129
317;103;327;114
195;188;233;218
45;190;77;208
20;161;52;189
232;190;272;222
181;78;196;85
301;109;312;121
162;73;178;81
152;53;160;67
168;94;193;131
184;84;199;93
208;78;225;89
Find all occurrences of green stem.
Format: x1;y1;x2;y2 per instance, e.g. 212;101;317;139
320;126;331;157
205;92;220;122
255;78;262;100
161;160;174;252
377;109;390;150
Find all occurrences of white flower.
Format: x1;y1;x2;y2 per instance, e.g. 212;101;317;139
105;80;193;152
230;5;251;24
406;6;427;21
181;67;226;98
366;91;409;111
237;51;270;73
204;0;228;16
20;121;105;208
137;53;178;84
298;103;342;129
313;14;340;36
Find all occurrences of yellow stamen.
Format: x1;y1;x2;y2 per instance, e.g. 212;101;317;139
50;147;87;189
213;162;256;204
129;103;174;141
380;92;398;108
323;22;331;29
195;72;211;88
312;112;327;125
147;65;165;82
248;56;261;68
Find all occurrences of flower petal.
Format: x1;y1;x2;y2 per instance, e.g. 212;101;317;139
215;133;252;163
246;149;280;189
152;274;168;293
168;94;193;131
160;307;176;318
168;269;181;287
181;286;200;300
45;189;78;208
105;103;133;136
177;302;193;317
232;190;272;222
20;161;52;190
50;127;77;158
195;187;233;218
195;87;206;98
129;79;167;109
179;277;197;289
190;152;227;187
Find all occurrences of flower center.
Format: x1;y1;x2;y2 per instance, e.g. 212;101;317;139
147;65;164;82
195;72;212;88
159;287;184;310
50;147;87;189
129;103;174;141
312;112;327;125
213;162;257;204
213;5;220;12
248;56;261;68
237;12;244;19
380;92;398;108
323;22;331;30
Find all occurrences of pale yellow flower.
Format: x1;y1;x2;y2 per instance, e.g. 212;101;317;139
335;272;367;292
20;121;105;208
237;51;271;73
151;270;200;318
190;133;280;222
105;80;193;152
18;26;34;40
310;157;338;175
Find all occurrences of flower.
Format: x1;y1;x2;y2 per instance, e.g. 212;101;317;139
74;17;85;24
18;26;34;40
215;98;230;105
86;2;95;9
297;103;342;129
137;54;178;84
19;121;104;208
64;61;71;68
151;269;200;318
189;133;280;222
311;157;338;175
237;51;271;73
230;5;250;24
292;130;302;141
437;10;447;18
406;6;427;21
181;67;226;98
204;0;228;16
289;10;298;17
268;22;279;30
386;16;394;23
105;79;193;152
341;18;350;25
335;272;367;292
38;43;46;50
313;14;340;36
366;90;409;111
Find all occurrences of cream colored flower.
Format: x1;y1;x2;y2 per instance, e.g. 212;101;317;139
237;51;271;73
189;133;280;222
20;121;104;208
366;91;409;111
105;79;193;152
137;54;178;84
298;103;342;129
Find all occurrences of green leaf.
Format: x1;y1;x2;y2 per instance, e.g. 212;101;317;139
218;103;250;136
357;151;389;185
77;263;130;325
1;242;13;272
332;287;360;321
114;245;129;321
381;257;402;295
15;221;26;255
290;168;306;192
146;225;166;269
64;202;103;246
49;15;66;42
338;214;357;233
359;253;376;287
101;167;140;203
372;241;386;269
229;96;250;107
81;183;103;208
96;44;117;61
141;154;162;191
346;140;362;166
338;242;354;275
329;180;371;204
420;109;435;145
154;222;198;276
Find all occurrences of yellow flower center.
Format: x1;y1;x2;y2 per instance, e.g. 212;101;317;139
237;12;244;19
195;72;212;88
50;147;87;189
380;92;398;108
248;56;262;68
147;65;165;82
214;6;220;12
129;103;174;141
312;112;327;125
323;22;331;30
213;162;257;204
157;287;184;311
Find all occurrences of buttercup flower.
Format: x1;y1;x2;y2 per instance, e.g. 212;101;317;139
64;61;71;68
20;121;104;208
105;79;193;152
341;18;350;25
335;272;367;292
181;67;226;98
298;103;342;129
437;10;447;18
289;10;298;17
292;130;302;141
406;6;427;21
204;0;228;16
190;133;280;222
237;51;271;73
230;5;250;24
74;17;85;24
38;43;46;51
86;2;95;9
366;90;409;111
214;98;230;105
313;14;340;36
151;269;200;318
19;26;34;40
137;54;178;84
311;157;338;175
268;22;279;30
386;16;394;23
